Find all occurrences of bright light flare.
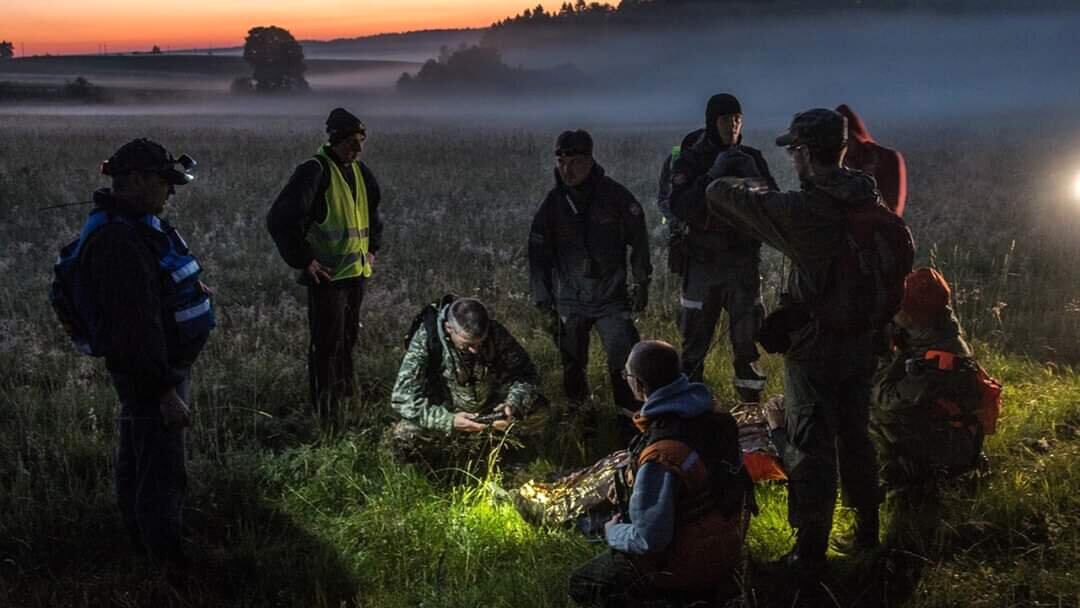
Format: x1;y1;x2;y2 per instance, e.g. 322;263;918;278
1073;172;1080;201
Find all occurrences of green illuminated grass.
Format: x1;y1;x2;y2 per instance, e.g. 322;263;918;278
2;115;1080;606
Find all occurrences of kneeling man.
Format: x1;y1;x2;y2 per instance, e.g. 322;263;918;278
569;340;753;606
389;297;543;470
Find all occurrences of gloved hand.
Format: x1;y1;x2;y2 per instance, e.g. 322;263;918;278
628;282;649;313
708;148;759;180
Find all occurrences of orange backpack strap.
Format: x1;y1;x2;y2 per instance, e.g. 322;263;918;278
639;440;691;477
639;439;708;490
924;350;957;371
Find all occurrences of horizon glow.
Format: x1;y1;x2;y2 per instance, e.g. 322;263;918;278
1;1;530;56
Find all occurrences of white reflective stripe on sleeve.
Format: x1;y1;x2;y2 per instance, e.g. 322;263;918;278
174;300;211;323
680;297;704;310
733;377;767;390
171;260;200;283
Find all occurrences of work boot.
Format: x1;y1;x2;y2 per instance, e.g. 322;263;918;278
733;361;767;403
832;508;881;554
773;525;828;580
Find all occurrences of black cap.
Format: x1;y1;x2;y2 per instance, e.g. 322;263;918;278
775;108;847;151
326;107;366;144
555;129;593;157
101;138;195;185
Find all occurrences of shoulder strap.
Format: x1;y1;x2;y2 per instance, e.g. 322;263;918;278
639;438;695;480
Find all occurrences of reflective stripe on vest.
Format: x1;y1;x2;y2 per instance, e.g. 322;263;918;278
307;146;372;281
171;259;200;283
175;299;211;323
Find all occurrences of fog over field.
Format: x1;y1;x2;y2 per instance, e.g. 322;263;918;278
3;13;1078;129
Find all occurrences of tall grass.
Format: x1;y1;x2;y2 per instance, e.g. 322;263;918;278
1;113;1080;606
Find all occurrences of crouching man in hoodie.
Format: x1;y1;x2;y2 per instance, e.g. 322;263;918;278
568;340;754;607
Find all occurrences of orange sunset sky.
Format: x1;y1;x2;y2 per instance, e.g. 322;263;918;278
2;1;530;56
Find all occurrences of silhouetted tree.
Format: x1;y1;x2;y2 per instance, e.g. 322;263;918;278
0;41;14;60
151;45;162;54
242;26;309;92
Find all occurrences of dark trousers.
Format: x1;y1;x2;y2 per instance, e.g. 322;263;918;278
113;370;190;565
679;273;764;398
559;311;640;410
781;360;880;558
307;279;365;418
568;550;650;608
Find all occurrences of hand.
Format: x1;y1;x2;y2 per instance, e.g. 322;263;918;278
707;148;756;180
197;280;215;297
490;404;515;432
762;397;785;431
366;252;376;272
160;387;192;429
604;512;622;534
628;282;649;313
305;259;334;285
453;411;488;433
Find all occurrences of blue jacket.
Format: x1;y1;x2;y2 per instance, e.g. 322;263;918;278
606;374;713;555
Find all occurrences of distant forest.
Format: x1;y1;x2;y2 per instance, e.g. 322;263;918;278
482;0;1079;47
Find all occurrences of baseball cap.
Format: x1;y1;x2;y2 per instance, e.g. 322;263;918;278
101;138;196;185
775;108;847;151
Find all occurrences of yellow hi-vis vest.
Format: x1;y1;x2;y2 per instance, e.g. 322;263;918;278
306;145;372;281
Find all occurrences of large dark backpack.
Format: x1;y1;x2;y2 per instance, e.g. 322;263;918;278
816;201;914;333
403;294;456;388
634;411;756;519
50;211;142;356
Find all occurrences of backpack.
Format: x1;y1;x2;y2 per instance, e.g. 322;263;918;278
633;411;756;519
50;232;105;356
50;210;215;357
403;294;457;386
816;201;914;333
919;350;1004;436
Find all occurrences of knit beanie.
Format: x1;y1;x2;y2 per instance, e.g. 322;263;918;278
326;108;366;144
901;267;952;327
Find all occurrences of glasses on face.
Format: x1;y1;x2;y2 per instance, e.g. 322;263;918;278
785;145;805;155
620;369;635;381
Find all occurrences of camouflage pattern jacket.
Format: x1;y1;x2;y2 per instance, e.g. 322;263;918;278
871;314;984;486
391;305;541;434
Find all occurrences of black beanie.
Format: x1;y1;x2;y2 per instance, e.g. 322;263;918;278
326;107;366;144
554;129;594;156
705;93;742;143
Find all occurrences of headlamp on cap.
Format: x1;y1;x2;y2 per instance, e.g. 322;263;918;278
100;138;197;186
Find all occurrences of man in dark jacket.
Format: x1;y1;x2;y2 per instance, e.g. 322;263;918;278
267;108;384;422
836;104;907;215
667;93;778;403
568;340;751;606
78;138;213;571
706;109;884;573
529;130;652;437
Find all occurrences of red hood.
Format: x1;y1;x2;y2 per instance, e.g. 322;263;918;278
836;104;874;144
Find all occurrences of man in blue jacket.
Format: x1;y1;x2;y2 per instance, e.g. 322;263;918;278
568;340;751;606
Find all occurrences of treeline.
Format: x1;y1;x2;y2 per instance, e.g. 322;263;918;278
482;0;1080;47
397;45;583;94
0;76;111;103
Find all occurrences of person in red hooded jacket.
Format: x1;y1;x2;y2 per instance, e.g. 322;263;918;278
835;104;907;216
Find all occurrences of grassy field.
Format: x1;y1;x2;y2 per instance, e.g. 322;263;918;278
1;111;1079;607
